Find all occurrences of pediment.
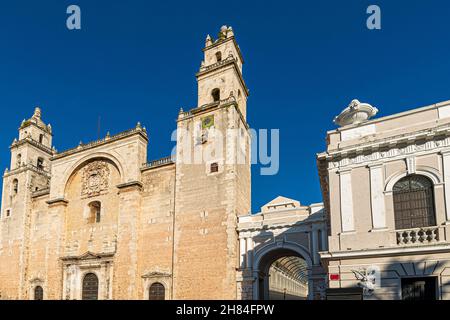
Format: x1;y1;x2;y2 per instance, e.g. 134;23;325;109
141;271;172;279
61;251;115;261
78;251;102;260
261;196;301;212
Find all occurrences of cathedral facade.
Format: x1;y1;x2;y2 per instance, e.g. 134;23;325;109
0;26;252;300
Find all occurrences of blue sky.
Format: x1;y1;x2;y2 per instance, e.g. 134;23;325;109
1;0;450;211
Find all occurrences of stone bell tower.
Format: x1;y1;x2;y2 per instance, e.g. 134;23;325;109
197;25;249;118
0;107;53;298
172;26;251;299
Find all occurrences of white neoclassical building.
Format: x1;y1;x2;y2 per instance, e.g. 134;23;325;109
317;99;450;300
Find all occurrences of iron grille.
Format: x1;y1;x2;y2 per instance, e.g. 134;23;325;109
393;175;436;230
82;273;99;300
149;283;165;300
34;286;43;300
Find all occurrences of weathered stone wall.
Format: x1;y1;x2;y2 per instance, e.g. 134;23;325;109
172;103;250;299
138;164;176;299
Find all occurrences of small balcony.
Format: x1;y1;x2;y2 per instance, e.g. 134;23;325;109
396;227;440;246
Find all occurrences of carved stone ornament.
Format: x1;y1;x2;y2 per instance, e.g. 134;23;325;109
333;99;378;127
81;161;110;197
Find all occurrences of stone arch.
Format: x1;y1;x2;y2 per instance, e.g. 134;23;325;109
253;241;313;300
385;167;442;193
62;152;125;195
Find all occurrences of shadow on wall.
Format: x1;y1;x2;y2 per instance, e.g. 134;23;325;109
238;209;327;300
352;257;449;300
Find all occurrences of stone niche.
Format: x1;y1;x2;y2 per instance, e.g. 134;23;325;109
61;252;114;300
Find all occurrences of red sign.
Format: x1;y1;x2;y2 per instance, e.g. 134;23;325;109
329;273;340;281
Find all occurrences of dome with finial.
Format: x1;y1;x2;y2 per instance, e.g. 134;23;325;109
20;106;51;133
218;25;228;40
33;107;42;119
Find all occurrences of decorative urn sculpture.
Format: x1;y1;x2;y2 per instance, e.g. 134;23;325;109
333;99;378;126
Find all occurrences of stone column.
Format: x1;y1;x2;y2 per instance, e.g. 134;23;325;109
246;237;253;269
239;238;247;269
441;150;450;222
368;163;387;230
115;181;142;299
321;227;328;251
338;168;355;232
311;229;320;265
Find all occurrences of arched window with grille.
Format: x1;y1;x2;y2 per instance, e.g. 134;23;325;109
82;273;99;300
34;286;43;300
149;282;165;300
393;175;436;230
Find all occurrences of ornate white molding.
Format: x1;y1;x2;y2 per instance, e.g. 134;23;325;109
328;136;450;170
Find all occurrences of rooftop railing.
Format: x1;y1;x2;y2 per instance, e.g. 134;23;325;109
142;155;176;169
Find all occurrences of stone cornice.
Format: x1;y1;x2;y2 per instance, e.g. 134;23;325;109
10;137;54;155
60;251;115;262
4;163;51;178
141;156;176;171
319;123;450;169
237;216;326;233
202;36;245;64
178;97;250;131
116;181;143;191
320;243;450;260
46;198;68;207
196;56;249;96
52;127;148;161
141;271;172;279
31;188;50;198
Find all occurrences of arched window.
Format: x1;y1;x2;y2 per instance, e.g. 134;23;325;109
37;157;44;170
12;179;18;194
215;51;222;62
149;282;165;300
88;201;101;223
39;134;44;144
34;286;43;300
82;273;99;300
393;175;436;230
212;88;220;102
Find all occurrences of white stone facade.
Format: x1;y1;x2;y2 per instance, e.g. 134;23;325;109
318;99;450;300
